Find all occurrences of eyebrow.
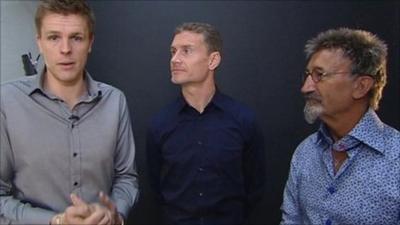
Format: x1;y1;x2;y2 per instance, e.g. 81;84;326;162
306;66;324;71
171;44;194;48
43;31;84;36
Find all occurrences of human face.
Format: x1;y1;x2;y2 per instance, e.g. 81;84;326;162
170;31;217;87
37;13;93;86
301;49;355;124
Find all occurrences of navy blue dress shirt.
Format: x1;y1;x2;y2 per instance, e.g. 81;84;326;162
147;91;266;225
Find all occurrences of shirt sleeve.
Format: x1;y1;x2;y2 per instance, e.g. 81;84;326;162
110;94;139;219
280;156;301;225
242;117;266;216
0;109;56;224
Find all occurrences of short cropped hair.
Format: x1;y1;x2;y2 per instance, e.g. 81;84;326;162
35;0;95;37
305;28;388;110
174;22;223;55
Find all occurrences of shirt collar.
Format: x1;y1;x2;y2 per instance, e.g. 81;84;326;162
175;88;224;113
28;68;102;101
317;108;385;154
348;108;386;154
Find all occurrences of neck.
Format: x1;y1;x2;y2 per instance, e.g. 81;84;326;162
322;103;369;142
44;73;86;110
182;79;216;113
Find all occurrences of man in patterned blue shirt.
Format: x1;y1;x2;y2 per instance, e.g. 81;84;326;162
281;28;400;225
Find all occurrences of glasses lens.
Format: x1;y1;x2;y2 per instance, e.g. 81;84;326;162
303;70;310;83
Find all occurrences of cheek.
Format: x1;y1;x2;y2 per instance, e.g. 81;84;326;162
321;85;352;106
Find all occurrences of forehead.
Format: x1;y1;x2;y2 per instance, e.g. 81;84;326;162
171;31;205;47
40;12;88;34
307;48;352;70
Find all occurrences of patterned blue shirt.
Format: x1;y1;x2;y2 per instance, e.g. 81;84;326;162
281;109;400;225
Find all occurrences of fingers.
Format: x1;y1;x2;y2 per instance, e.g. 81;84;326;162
64;194;92;223
63;192;117;225
99;192;120;225
85;204;112;225
71;193;87;206
99;191;116;212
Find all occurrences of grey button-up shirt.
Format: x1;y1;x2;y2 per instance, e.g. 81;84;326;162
0;71;139;224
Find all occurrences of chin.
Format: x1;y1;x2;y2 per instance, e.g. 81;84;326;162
171;77;185;85
304;101;324;124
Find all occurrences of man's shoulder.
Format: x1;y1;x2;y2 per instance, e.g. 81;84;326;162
381;123;400;158
93;80;127;99
293;132;320;158
382;122;400;138
149;98;181;127
216;93;257;122
1;76;36;95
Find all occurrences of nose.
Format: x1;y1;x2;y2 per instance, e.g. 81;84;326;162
301;74;316;94
60;38;71;55
171;51;181;64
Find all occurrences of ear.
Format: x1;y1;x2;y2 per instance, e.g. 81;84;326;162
36;34;43;53
88;35;95;53
352;75;374;99
208;52;221;70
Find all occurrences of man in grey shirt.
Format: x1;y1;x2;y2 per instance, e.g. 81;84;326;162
0;0;138;224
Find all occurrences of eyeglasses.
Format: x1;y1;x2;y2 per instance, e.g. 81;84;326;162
303;69;351;83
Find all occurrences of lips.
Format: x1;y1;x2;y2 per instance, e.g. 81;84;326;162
59;62;74;65
58;62;75;69
171;68;185;72
304;93;322;102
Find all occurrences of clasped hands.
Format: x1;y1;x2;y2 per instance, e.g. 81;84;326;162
51;192;123;225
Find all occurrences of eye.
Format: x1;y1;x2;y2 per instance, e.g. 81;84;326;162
47;35;59;41
313;70;325;78
72;35;83;42
183;47;192;54
170;48;177;56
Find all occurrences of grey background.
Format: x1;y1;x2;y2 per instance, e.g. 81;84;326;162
1;0;42;82
1;1;399;224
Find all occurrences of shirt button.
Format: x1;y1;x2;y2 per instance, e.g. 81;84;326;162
197;141;203;145
327;186;335;194
198;167;204;172
73;153;78;157
199;192;203;196
325;219;332;225
74;182;78;186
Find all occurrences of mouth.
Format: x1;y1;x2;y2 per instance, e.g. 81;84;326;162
171;69;186;75
171;68;185;73
58;62;75;68
304;93;322;103
305;98;321;104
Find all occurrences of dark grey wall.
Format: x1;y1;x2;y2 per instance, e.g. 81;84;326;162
86;1;400;224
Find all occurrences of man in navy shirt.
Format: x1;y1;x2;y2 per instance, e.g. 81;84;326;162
281;28;400;225
147;22;266;225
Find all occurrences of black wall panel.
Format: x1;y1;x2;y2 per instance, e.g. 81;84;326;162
86;1;400;224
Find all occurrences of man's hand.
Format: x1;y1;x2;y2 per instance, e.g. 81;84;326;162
52;194;111;225
50;193;122;225
98;192;124;225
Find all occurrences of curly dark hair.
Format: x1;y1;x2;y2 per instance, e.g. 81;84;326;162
305;28;388;110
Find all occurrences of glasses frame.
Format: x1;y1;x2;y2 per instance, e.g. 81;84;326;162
303;69;351;83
